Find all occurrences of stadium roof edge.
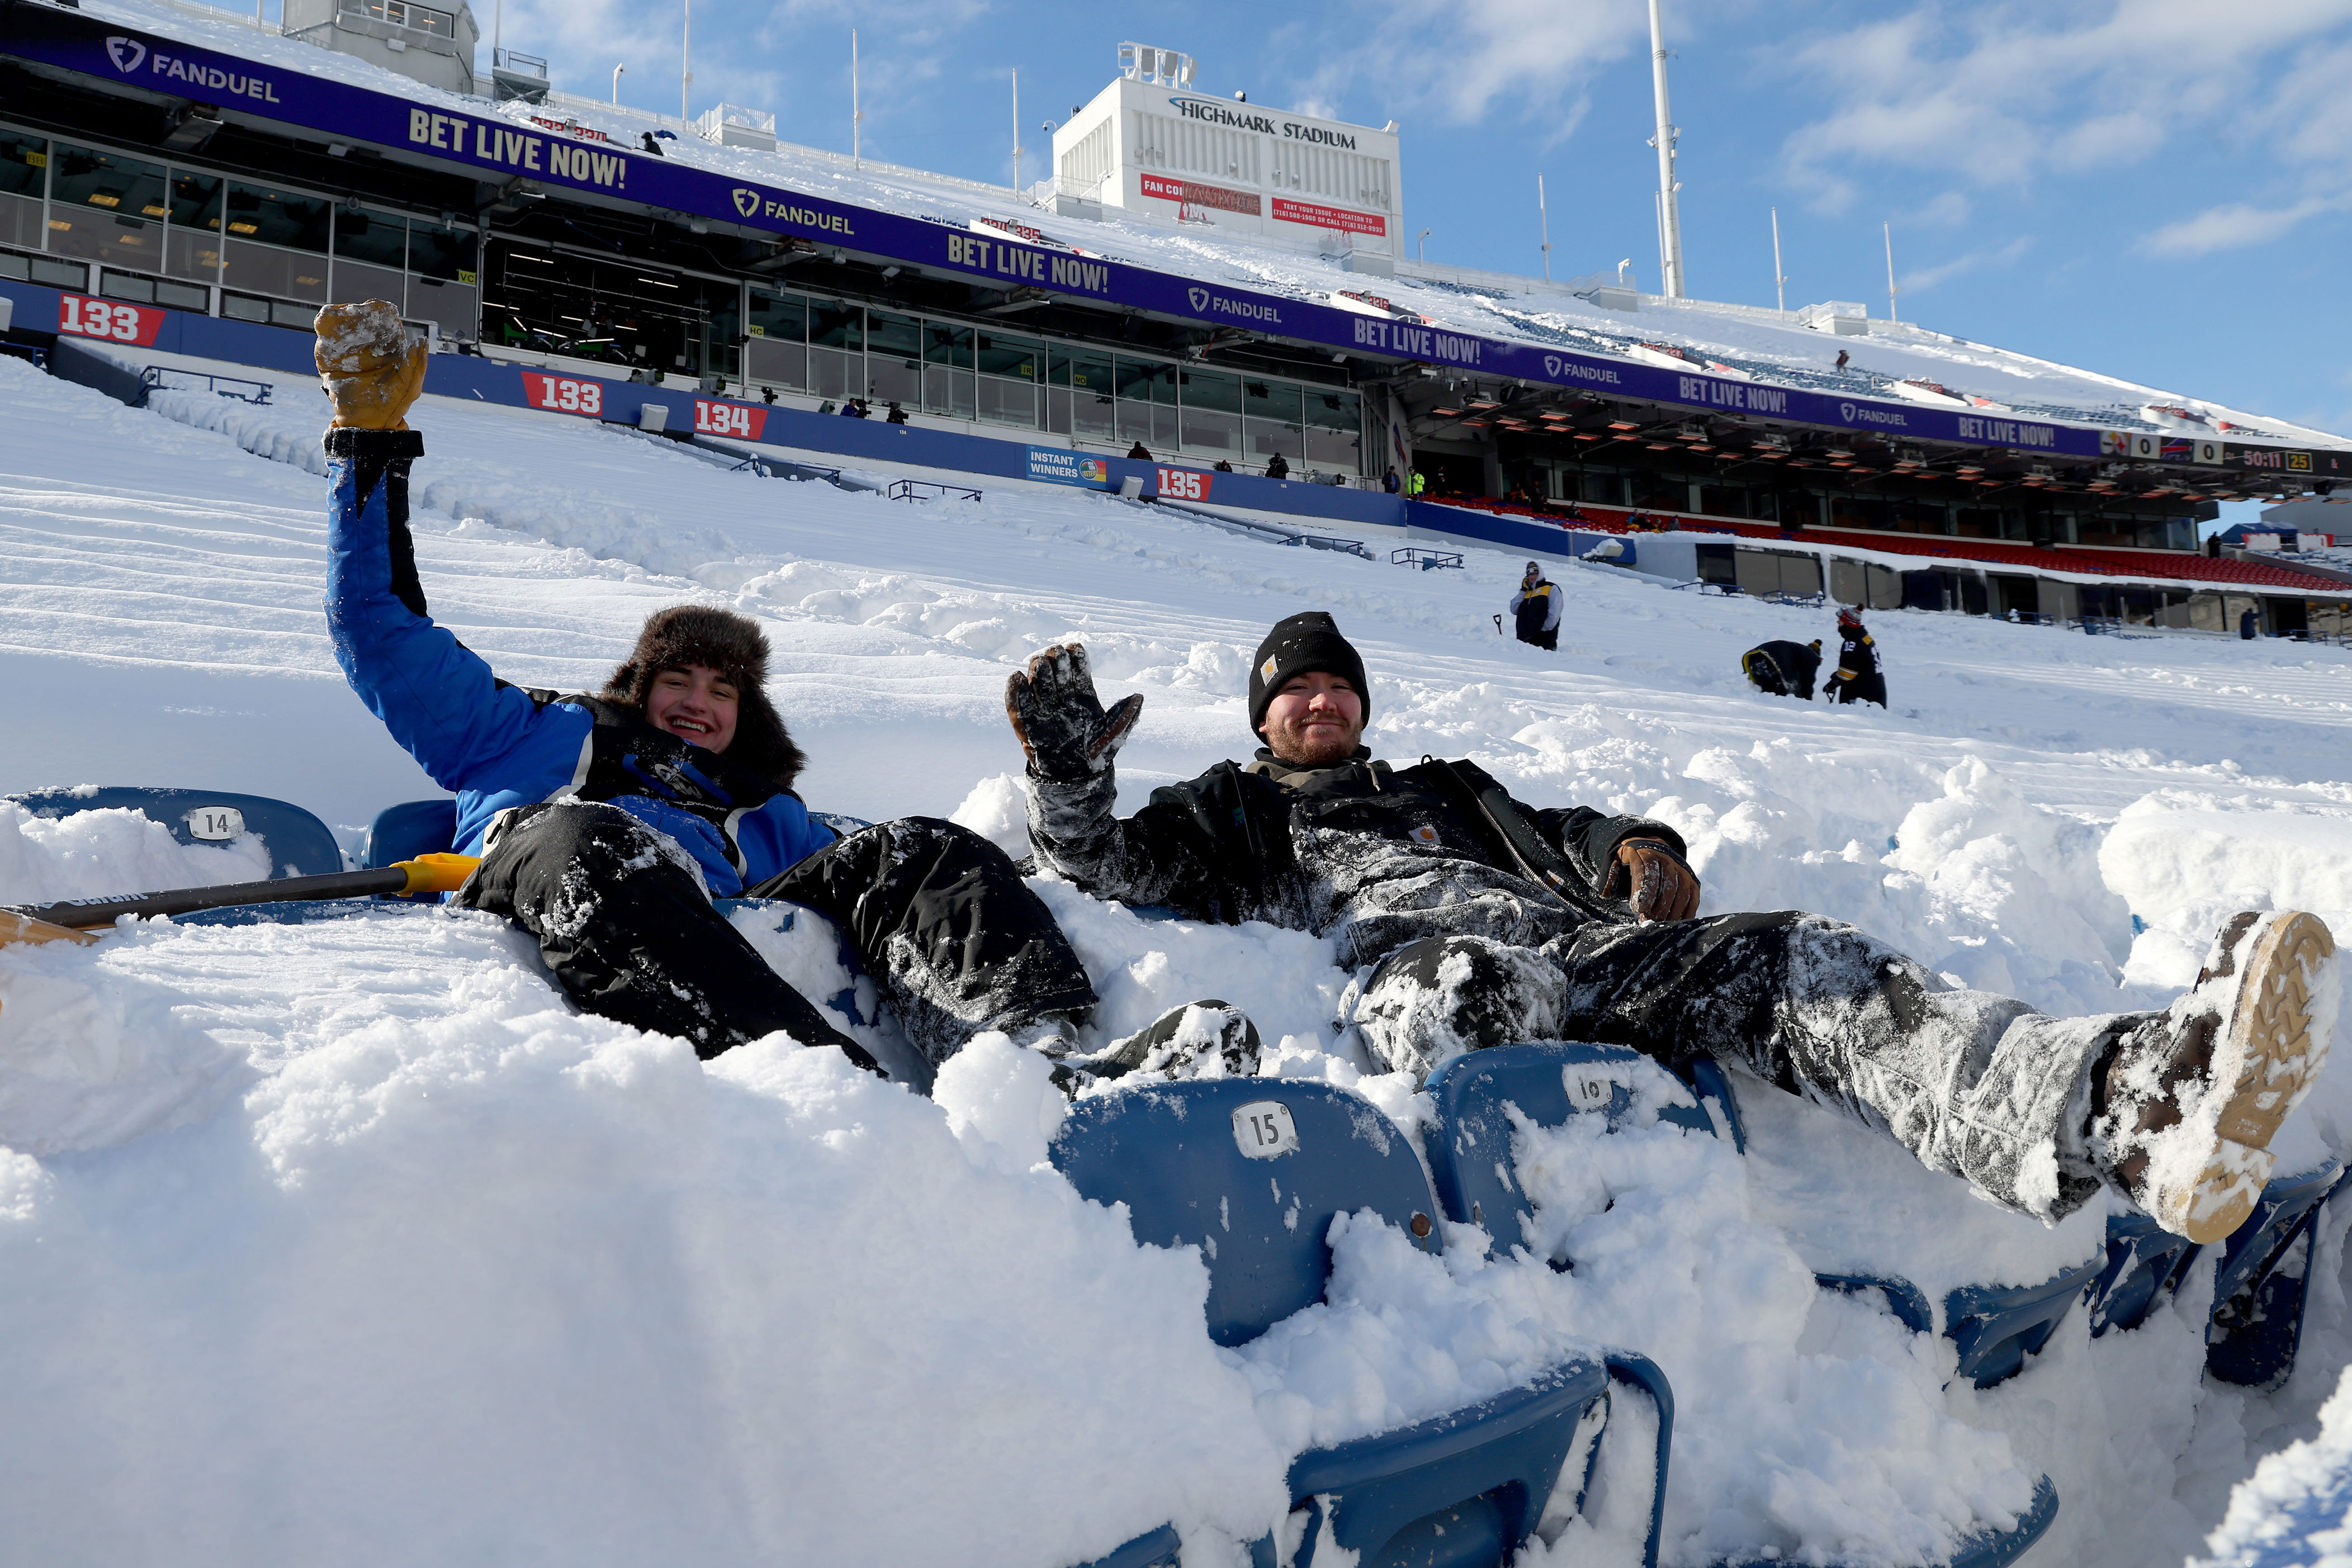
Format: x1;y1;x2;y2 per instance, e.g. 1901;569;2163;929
8;0;2350;473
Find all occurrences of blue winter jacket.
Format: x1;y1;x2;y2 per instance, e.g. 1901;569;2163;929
321;429;834;894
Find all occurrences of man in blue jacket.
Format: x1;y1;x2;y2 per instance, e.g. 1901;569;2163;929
315;301;1096;1075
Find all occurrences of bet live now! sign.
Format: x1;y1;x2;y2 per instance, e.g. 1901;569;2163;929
0;8;2291;461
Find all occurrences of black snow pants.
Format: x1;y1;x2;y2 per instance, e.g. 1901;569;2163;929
1831;671;1887;707
455;801;1096;1068
1351;911;2134;1223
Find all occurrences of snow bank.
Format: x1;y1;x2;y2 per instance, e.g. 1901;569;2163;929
2198;1363;2352;1566
0;910;1295;1565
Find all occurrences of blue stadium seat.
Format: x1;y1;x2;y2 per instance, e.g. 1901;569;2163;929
1710;1477;2058;1568
2208;1160;2345;1390
1944;1257;2105;1389
1421;1044;1741;1254
2084;1212;2203;1339
361;798;458;869
7;786;343;878
1052;1079;1672;1568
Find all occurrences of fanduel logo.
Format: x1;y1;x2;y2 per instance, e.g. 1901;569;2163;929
1187;287;1209;311
732;188;760;218
1542;355;1561;377
107;36;147;74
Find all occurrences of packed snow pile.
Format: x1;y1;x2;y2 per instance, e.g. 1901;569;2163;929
2197;1365;2352;1567
6;353;2352;1565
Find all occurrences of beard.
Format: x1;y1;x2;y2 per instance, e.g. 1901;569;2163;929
1265;716;1361;767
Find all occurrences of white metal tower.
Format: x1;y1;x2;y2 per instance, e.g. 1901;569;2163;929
1646;0;1686;300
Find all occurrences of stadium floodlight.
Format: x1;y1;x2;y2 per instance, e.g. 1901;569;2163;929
1647;0;1686;299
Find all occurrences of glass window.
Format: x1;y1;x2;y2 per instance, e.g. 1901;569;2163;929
747;288;806;343
342;0;456;39
1115;356;1177;404
0;132;45;200
333;207;407;269
1242;378;1300;426
1050;345;1114;394
977;377;1039;428
810;300;862;351
169;170;222;231
1178;368;1241;456
925;363;975;419
406;217;476;282
867;309;921;360
1302;389;1361;472
52;144;167;220
923;321;973;370
224;182;331;252
977;331;1042;380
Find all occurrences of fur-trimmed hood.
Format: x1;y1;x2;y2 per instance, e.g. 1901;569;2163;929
600;604;807;789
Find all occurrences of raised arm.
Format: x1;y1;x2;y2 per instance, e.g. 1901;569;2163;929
318;302;567;794
1007;644;1242;917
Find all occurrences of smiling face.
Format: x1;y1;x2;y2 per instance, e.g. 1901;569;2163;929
1258;670;1365;767
643;664;740;752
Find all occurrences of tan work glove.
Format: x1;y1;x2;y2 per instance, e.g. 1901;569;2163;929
1613;837;1700;923
315;300;427;430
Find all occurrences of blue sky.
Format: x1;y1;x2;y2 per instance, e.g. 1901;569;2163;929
481;2;2352;517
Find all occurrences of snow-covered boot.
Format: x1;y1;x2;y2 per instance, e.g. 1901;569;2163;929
1100;999;1263;1082
2093;911;2339;1244
1047;1001;1262;1094
1345;935;1565;1082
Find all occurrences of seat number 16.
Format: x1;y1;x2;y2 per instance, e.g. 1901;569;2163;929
1231;1100;1299;1160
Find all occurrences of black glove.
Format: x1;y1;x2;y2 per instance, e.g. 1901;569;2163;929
1005;643;1144;781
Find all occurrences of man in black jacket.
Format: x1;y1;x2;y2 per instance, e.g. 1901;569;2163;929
1829;607;1886;705
1743;638;1822;698
1004;610;2336;1243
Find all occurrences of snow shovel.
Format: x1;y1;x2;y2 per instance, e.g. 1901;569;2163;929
0;854;481;948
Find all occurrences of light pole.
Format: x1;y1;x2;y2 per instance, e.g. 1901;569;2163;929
1771;206;1787;313
612;63;624;106
1537;174;1552;282
852;30;863;168
680;0;692;126
1011;67;1023;197
1417;227;1431;263
1884;221;1899;324
1647;0;1687;299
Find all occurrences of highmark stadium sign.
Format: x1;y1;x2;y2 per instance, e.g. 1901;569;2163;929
0;8;2206;457
1165;96;1359;148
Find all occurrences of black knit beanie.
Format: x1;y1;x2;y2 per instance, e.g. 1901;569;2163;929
600;604;807;789
1247;611;1370;735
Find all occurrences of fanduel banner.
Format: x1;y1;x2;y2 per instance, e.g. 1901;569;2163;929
1;9;2116;454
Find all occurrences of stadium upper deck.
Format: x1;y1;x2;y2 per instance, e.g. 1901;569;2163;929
3;0;2349;577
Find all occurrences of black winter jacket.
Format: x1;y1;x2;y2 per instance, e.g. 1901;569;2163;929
1026;748;1685;930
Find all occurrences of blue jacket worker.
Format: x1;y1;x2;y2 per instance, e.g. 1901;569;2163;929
313;301;1097;1076
1509;561;1561;650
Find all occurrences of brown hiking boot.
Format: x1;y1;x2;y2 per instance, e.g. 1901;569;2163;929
2096;911;2339;1243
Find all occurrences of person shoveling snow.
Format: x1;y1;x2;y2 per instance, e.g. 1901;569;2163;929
1011;610;2340;1245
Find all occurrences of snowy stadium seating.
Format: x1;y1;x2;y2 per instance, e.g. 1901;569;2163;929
8;786;343;878
1050;1077;1673;1568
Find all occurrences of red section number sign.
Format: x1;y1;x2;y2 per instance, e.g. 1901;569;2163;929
694;399;768;440
1156;466;1213;502
58;293;165;347
522;372;604;417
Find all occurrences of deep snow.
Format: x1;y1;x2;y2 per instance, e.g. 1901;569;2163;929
3;351;2352;1565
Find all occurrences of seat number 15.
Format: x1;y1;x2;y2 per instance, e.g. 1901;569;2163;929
1231;1101;1299;1160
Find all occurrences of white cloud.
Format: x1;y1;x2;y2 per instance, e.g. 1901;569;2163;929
1281;0;1655;141
2139;196;2352;257
1899;234;2032;293
1773;0;2352;207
